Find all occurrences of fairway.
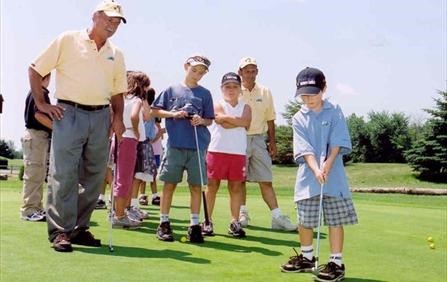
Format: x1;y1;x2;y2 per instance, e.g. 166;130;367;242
1;179;446;282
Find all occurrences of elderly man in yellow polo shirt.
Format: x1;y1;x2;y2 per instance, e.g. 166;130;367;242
238;57;297;231
28;0;127;252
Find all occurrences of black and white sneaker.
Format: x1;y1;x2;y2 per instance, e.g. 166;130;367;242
95;199;107;209
201;221;214;236
280;248;315;273
157;221;174;242
187;224;204;243
314;262;345;282
228;221;246;238
21;211;46;222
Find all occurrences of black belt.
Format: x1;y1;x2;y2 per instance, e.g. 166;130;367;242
57;99;109;111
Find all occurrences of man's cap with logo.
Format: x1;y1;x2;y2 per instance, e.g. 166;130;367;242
186;54;211;70
238;57;257;69
95;0;126;24
295;67;326;96
221;72;241;86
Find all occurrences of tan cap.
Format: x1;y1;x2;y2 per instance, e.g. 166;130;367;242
238;57;257;69
95;0;126;23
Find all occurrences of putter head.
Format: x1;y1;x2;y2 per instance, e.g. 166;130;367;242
109;246;114;252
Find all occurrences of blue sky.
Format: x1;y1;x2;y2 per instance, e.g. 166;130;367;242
1;0;446;148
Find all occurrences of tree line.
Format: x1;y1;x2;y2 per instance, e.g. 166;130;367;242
275;90;446;182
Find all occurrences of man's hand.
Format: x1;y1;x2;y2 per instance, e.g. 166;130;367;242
111;118;125;142
36;102;65;121
268;141;277;158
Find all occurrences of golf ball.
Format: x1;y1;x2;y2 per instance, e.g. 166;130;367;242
180;236;187;243
427;236;434;242
429;243;435;249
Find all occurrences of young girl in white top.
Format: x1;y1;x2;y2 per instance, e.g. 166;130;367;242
203;72;251;237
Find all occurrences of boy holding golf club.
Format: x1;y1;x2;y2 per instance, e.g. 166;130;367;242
280;67;358;282
151;54;214;243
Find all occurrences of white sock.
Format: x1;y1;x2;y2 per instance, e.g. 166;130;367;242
301;245;314;260
152;193;159;199
98;194;105;201
329;253;343;266
131;198;139;207
240;205;248;212
271;208;282;219
160;214;169;223
190;213;200;225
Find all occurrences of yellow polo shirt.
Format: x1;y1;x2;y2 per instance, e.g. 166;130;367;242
31;30;127;105
240;83;276;135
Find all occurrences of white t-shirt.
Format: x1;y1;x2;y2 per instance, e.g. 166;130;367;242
122;95;145;141
208;99;247;155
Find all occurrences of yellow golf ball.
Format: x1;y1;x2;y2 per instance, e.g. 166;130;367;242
427;236;434;243
429;243;435;249
180;236;187;243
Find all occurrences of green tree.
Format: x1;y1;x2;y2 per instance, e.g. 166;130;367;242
346;114;371;162
272;125;294;164
281;99;302;125
406;90;447;182
0;139;14;159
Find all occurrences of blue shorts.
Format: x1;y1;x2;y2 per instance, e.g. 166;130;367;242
159;146;206;186
296;196;358;228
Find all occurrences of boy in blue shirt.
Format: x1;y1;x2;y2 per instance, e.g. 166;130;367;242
280;67;358;281
152;55;214;243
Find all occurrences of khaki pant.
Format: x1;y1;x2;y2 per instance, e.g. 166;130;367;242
21;129;50;216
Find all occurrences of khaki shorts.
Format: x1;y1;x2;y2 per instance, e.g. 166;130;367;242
246;135;272;182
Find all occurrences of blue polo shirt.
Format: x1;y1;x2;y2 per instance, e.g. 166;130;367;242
292;99;352;201
152;83;214;150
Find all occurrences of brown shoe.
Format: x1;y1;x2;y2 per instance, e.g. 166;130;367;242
53;233;73;252
71;230;101;247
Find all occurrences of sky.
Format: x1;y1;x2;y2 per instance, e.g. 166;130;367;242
1;0;446;149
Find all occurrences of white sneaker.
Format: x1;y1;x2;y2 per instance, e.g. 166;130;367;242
130;206;149;220
126;207;143;222
271;215;298;231
239;210;250;227
112;215;141;229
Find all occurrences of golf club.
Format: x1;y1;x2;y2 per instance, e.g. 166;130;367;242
108;136;118;253
193;125;210;226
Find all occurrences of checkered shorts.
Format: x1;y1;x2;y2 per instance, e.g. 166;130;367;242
296;196;358;228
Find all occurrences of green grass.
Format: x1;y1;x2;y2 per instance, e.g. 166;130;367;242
0;157;23;168
1;173;446;282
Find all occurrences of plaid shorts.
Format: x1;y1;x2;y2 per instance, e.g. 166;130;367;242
296;196;358;228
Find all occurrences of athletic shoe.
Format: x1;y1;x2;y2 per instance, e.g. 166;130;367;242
187;224;204;243
272;215;298;231
280;248;315;273
71;230;101;247
228;221;246;238
112;215;141;229
139;195;149;206
95;199;107;209
314;262;345;282
151;196;161;206
156;221;174;242
239;210;250;227
37;209;46;216
128;206;149;220
21;211;45;222
201;220;214;236
52;233;72;252
126;206;144;222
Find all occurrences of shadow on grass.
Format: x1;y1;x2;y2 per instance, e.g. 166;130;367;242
190;239;282;256
344;278;388;282
247;225;327;240
76;246;210;264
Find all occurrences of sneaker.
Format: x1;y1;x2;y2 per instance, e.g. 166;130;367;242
239;210;250;227
314;262;345;282
139;195;149;206
71;230;101;247
21;211;45;222
201;221;214;236
156;221;174;242
151;196;161;206
280;248;315;273
272;215;298;231
95;199;107;209
38;209;46;216
187;224;204;243
126;207;144;222
228;221;246;238
112;215;141;229
52;233;72;252
128;206;149;220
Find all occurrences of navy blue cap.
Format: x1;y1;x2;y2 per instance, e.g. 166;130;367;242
221;72;241;86
295;67;326;96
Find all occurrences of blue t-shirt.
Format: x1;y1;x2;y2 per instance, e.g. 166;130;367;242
152;83;214;150
292;99;352;201
144;118;156;141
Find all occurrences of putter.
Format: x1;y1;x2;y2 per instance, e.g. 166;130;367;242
193;125;210;226
108;136;118;253
312;181;324;274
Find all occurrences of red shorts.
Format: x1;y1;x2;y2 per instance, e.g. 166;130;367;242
206;151;246;181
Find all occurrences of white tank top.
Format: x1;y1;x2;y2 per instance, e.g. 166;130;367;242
208;99;247;155
122;95;145;141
